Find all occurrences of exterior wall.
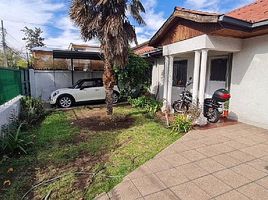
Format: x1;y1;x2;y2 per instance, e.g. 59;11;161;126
30;69;103;101
151;57;165;100
229;35;268;129
0;96;22;135
163;35;242;56
151;52;233;105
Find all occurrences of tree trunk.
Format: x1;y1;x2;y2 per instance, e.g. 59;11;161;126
103;58;115;115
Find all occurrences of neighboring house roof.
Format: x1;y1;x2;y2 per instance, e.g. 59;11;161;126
149;0;268;47
68;43;101;52
132;42;156;55
227;0;268;23
32;47;61;52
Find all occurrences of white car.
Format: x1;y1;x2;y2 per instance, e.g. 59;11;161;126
50;78;120;108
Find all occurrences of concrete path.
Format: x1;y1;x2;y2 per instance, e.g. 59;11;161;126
96;123;268;200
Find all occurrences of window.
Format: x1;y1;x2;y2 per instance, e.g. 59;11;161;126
173;60;188;87
81;80;95;88
210;58;228;81
95;79;103;87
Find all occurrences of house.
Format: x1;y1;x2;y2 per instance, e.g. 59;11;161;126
32;44;104;71
142;0;268;129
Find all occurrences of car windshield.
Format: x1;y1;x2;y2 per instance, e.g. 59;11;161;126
73;80;83;89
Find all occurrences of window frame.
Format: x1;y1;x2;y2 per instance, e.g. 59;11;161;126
208;56;228;82
172;59;188;87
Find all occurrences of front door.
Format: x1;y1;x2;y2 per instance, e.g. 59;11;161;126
206;57;228;97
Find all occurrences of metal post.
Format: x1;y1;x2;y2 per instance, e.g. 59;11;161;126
1;20;8;67
71;58;74;85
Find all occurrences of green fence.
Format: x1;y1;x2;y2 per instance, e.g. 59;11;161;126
0;67;22;105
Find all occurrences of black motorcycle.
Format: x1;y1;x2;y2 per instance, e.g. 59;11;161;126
172;78;231;123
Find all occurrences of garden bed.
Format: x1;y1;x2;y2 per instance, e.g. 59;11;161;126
0;106;181;200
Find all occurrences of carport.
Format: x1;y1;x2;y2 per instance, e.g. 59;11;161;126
52;50;103;85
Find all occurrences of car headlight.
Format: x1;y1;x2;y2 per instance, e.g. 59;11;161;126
52;91;59;97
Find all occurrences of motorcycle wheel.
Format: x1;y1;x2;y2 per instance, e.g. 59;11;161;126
207;109;221;123
173;101;188;113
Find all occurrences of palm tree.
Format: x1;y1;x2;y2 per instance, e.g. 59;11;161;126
70;0;145;115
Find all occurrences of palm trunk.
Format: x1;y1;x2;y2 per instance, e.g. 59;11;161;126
103;58;115;115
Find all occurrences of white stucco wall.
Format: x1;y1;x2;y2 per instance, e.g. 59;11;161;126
0;96;22;135
229;35;268;129
30;69;103;101
151;57;165;100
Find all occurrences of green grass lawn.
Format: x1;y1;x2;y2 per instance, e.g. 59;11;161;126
0;106;181;200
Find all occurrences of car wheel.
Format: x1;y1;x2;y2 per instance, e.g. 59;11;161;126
112;92;119;104
58;95;73;108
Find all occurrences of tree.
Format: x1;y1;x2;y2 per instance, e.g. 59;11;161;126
21;27;45;51
115;50;151;98
0;48;27;68
70;0;145;115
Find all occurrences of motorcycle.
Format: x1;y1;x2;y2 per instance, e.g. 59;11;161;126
172;77;231;123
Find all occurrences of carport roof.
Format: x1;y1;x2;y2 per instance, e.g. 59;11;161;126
52;50;103;60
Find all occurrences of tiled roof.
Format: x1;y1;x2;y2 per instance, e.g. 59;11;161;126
132;42;156;55
227;0;268;23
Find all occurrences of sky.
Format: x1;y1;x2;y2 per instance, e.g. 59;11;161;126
0;0;254;53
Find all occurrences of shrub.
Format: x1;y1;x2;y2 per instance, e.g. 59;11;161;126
171;114;192;134
0;123;33;156
115;51;151;98
19;96;46;128
128;96;162;115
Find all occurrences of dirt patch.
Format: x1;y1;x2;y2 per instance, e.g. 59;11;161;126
72;109;135;132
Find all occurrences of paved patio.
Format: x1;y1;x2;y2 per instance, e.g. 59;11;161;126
96;123;268;200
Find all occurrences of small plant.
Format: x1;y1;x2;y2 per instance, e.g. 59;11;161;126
0;123;32;156
128;96;162;115
19;96;46;128
171;114;193;134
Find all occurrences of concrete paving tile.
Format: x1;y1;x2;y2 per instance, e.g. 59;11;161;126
199;135;230;145
261;155;268;161
95;193;110;200
233;136;261;146
210;143;236;154
170;182;211;200
181;139;207;149
213;169;251;188
196;145;222;157
176;162;209;180
193;175;232;197
169;142;191;152
246;159;268;173
196;158;226;173
212;154;242;168
214;190;250;200
223;140;249;149
227;150;256;162
126;165;152;180
163;153;191;167
240;144;268;158
180;150;207;162
237;183;268;200
144;158;173;173
154;146;179;159
256;176;268;189
155;168;189;187
132;174;167;196
144;189;179;200
231;164;267;181
108;180;142;200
